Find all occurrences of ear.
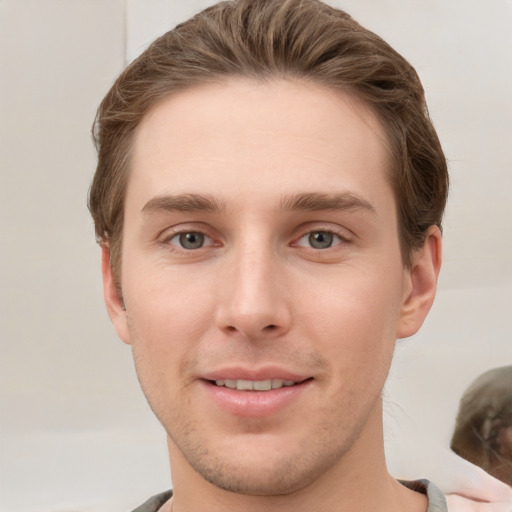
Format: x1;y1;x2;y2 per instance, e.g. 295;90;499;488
101;245;131;344
397;226;442;339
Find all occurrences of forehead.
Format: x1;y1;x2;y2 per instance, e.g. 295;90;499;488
128;79;393;214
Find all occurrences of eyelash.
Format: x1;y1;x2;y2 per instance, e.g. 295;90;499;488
159;225;352;253
293;229;349;250
165;231;216;250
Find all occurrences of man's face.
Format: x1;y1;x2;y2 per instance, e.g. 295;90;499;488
105;79;426;494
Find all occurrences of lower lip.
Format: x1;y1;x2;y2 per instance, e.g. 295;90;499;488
202;380;311;418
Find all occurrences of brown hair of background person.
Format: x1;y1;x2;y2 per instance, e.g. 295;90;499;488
88;0;448;291
451;366;512;486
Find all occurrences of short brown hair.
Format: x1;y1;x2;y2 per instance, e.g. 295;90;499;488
89;0;448;284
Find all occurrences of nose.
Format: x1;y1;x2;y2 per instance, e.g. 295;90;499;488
214;244;292;340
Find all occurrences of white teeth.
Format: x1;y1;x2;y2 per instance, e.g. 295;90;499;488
254;380;272;391
214;379;297;390
237;379;254;391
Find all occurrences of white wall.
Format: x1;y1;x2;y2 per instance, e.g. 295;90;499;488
1;1;511;510
0;2;169;511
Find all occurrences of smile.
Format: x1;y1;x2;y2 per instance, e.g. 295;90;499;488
213;379;297;391
204;377;312;417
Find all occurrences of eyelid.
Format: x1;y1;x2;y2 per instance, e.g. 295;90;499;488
291;223;354;247
158;223;221;248
294;231;343;249
168;231;214;249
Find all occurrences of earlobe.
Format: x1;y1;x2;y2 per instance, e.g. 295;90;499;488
101;245;131;344
397;226;442;339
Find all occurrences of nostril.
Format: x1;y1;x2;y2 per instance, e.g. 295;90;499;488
220;321;284;337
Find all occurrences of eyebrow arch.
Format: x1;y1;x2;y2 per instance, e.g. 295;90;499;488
141;193;226;214
279;192;376;214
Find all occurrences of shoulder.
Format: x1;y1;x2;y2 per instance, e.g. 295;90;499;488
130;490;173;512
400;479;448;512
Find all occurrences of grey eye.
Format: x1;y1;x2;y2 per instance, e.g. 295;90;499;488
177;232;205;249
308;231;334;249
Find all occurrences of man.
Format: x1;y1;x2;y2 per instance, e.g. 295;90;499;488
88;1;506;510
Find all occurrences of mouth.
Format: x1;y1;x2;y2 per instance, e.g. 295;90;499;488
203;376;312;417
211;378;298;391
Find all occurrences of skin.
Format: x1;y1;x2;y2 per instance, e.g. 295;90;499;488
102;79;441;512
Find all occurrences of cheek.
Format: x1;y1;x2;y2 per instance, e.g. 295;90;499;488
123;265;215;357
294;265;403;374
298;266;403;338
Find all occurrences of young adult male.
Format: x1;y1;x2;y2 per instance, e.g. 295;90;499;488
88;1;507;511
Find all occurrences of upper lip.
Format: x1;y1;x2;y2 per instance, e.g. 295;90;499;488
201;366;310;383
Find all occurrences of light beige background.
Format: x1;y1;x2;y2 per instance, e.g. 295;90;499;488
1;1;511;510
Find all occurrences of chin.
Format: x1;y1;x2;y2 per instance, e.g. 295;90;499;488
191;457;323;496
175;431;352;497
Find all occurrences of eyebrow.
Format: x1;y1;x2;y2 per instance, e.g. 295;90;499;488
141;191;376;216
142;193;226;214
279;192;376;214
